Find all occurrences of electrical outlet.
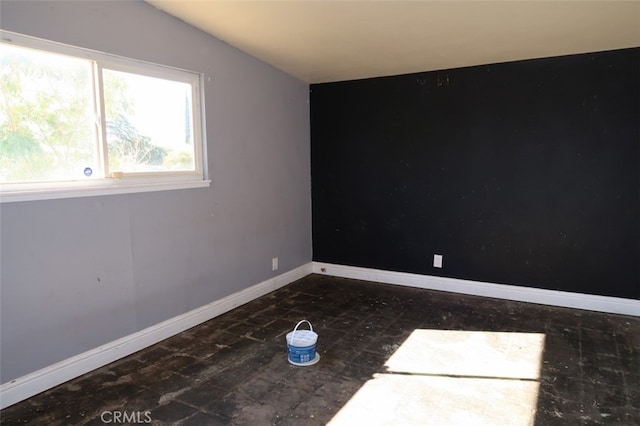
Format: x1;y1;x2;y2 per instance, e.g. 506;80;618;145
272;257;279;271
433;254;443;268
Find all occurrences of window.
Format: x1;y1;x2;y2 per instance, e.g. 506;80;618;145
0;31;208;202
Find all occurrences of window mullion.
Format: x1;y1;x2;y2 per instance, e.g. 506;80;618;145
93;62;110;178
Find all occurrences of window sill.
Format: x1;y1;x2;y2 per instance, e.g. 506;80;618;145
0;179;211;203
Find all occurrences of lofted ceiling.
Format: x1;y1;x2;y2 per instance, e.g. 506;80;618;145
145;1;640;83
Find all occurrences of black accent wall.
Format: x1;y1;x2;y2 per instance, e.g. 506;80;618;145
311;48;639;300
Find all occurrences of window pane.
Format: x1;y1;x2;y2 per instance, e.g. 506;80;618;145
0;43;97;183
103;69;195;174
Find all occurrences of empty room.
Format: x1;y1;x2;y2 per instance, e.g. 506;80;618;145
0;1;638;425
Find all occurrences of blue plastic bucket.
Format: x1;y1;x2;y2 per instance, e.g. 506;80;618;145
286;320;319;366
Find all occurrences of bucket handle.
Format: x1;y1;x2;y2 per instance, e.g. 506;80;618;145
291;320;314;345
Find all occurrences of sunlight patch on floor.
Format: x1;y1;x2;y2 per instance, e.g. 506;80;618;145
328;330;545;426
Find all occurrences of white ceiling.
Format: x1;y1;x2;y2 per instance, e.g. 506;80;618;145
146;1;640;83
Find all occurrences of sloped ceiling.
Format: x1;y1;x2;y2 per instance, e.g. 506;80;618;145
146;1;640;83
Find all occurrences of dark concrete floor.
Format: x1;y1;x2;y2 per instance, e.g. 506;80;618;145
1;274;639;425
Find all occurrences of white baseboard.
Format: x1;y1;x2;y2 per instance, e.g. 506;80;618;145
312;262;640;317
0;262;313;410
3;261;636;409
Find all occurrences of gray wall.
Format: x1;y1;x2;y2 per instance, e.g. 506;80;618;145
0;0;311;383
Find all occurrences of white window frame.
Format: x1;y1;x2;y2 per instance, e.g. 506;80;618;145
0;31;210;203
